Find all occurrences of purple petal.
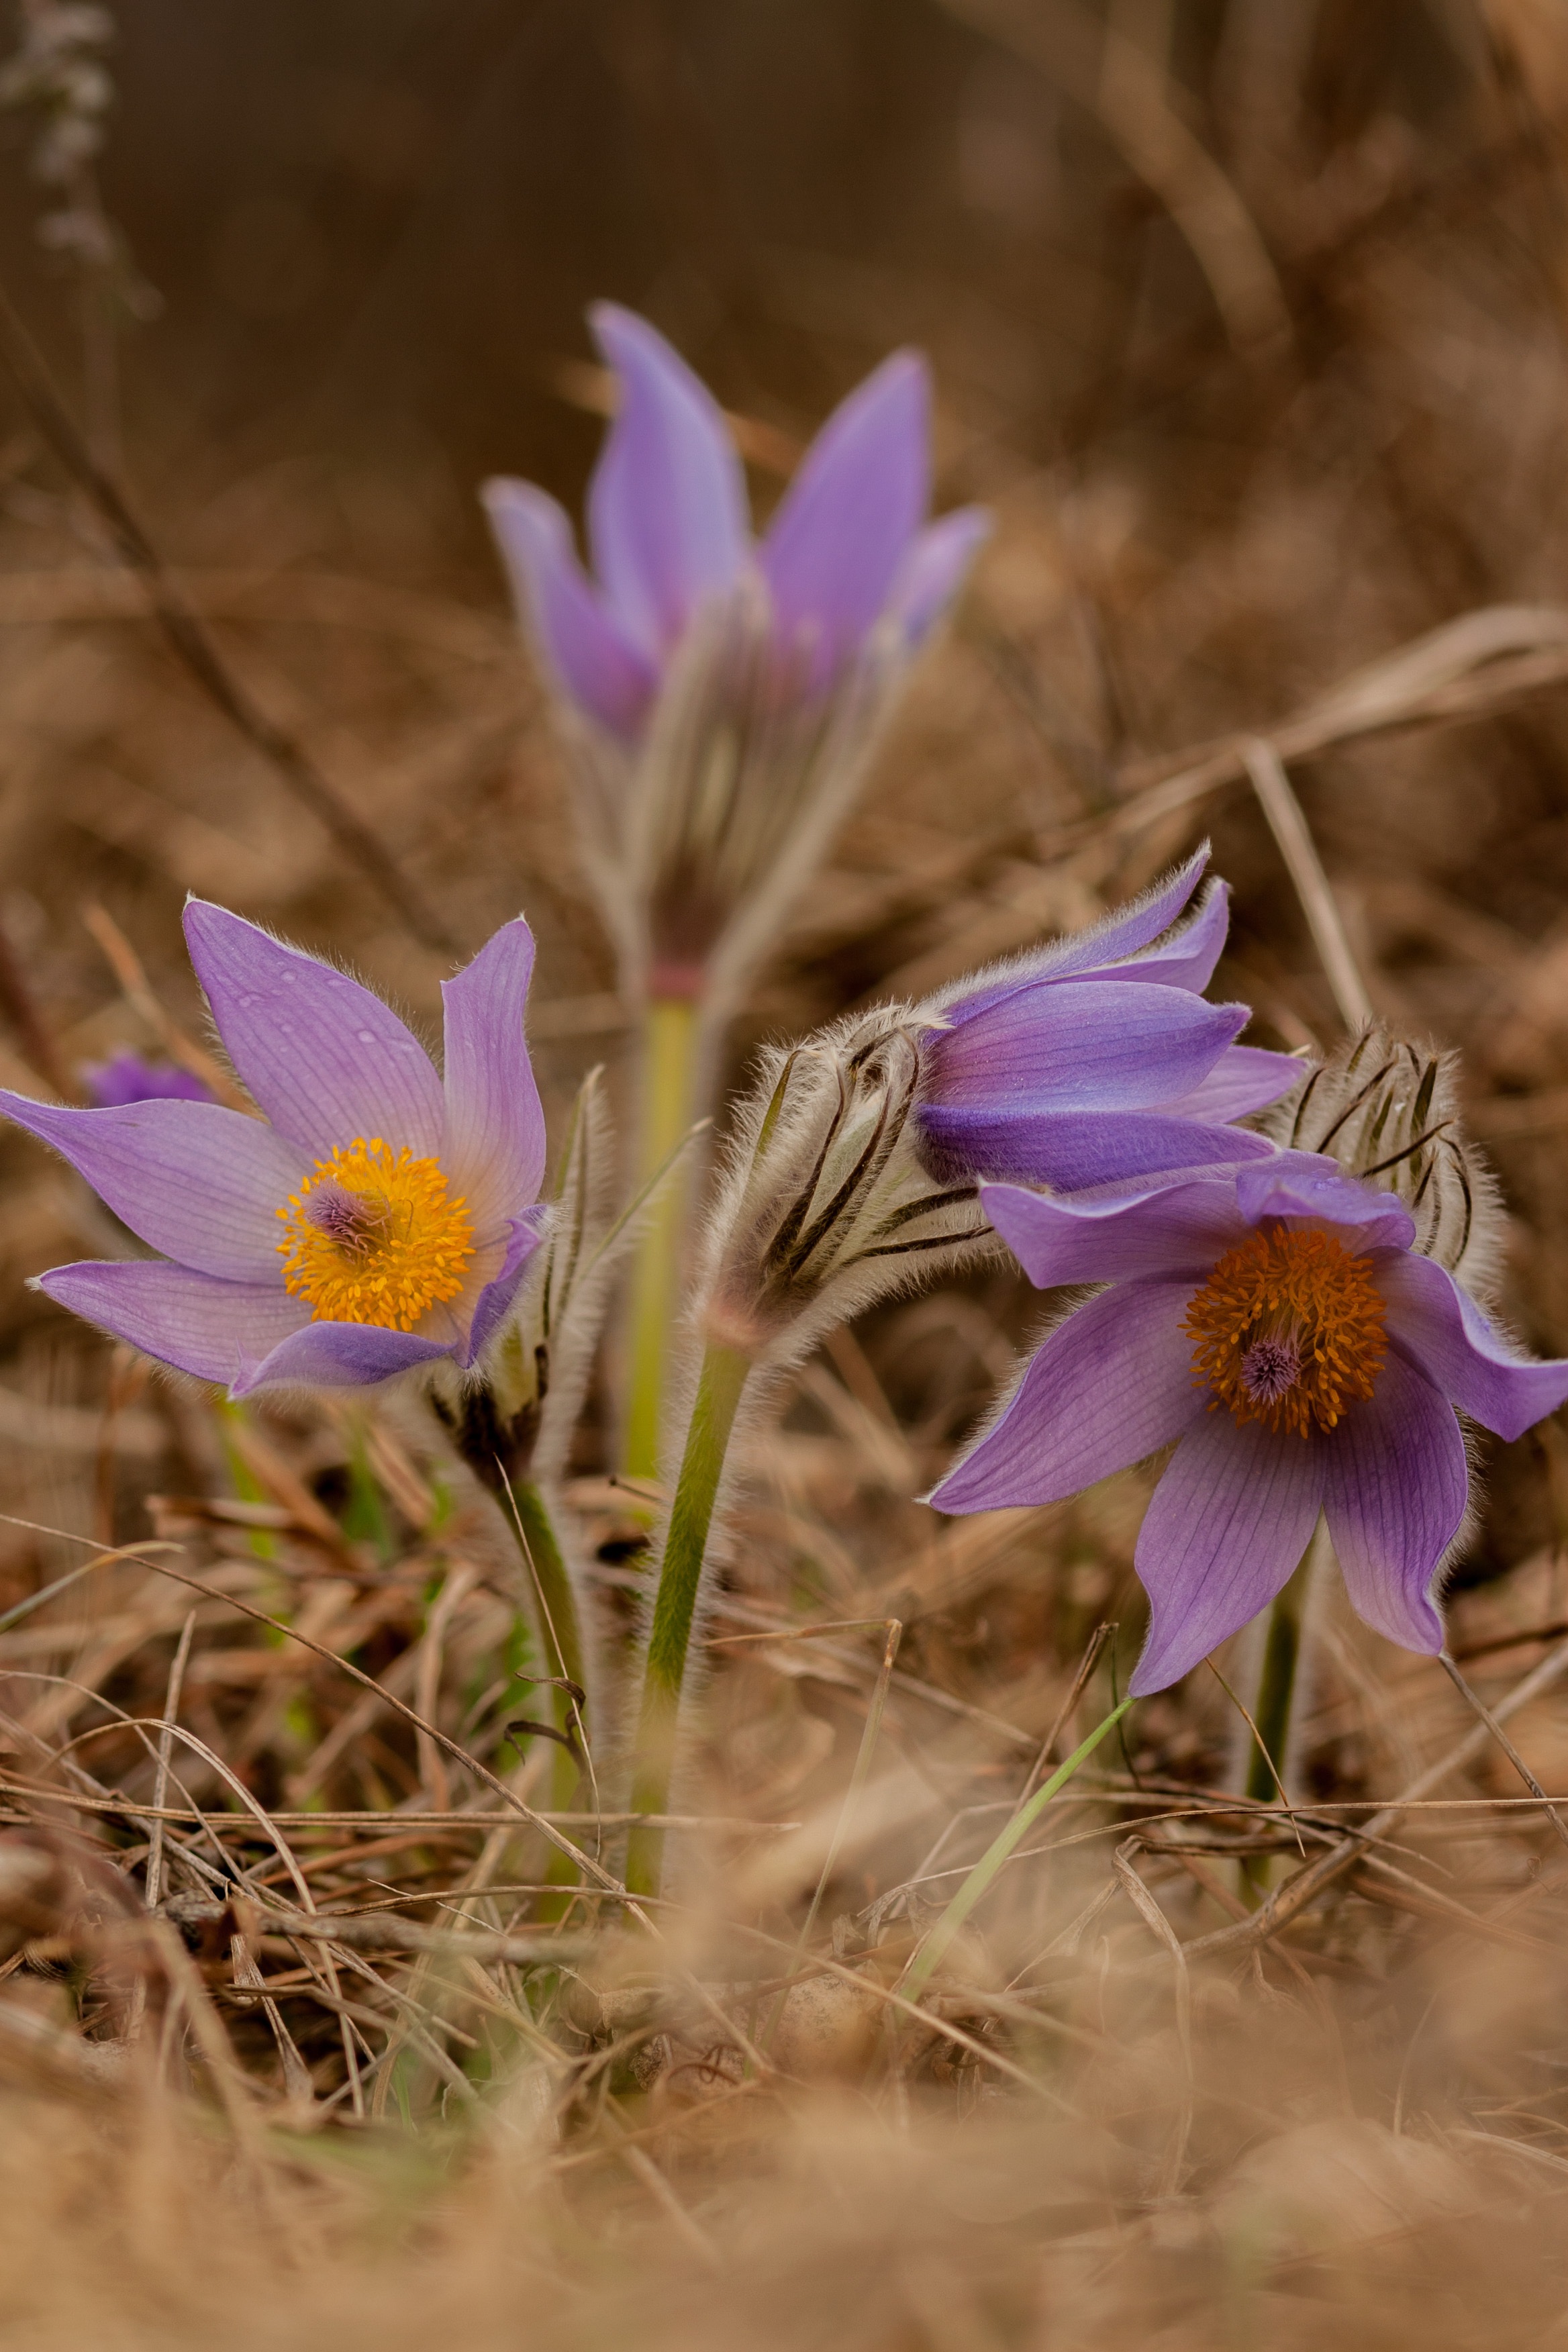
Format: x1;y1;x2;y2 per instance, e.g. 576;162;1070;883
587;304;747;663
1130;1414;1324;1695
761;350;930;673
1379;1251;1568;1441
929;1279;1204;1513
1234;1150;1416;1249
441;918;548;1236
183;902;444;1167
934;850;1210;1022
981;1173;1245;1289
1106;878;1230;995
459;1211;546;1370
1157;1044;1304;1123
232;1321;452;1398
928;979;1248;1121
482;479;658;738
1322;1351;1464;1654
37;1259;310;1387
921;1104;1275;1191
887;507;991;644
83;1052;211;1108
0;1091;305;1283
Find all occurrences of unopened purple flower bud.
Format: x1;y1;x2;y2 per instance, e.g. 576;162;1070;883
483;305;989;1014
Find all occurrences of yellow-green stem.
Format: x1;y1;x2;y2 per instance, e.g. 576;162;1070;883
508;1478;588;1902
1240;1527;1319;1898
901;1698;1134;2008
623;994;703;1483
625;1340;752;1895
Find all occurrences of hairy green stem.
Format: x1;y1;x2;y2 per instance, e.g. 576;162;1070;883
1244;1531;1318;1808
901;1698;1134;2009
1239;1524;1322;1899
623;993;704;1483
625;1340;752;1894
506;1477;589;1896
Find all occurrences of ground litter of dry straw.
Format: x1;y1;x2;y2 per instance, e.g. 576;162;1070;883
9;5;1568;2345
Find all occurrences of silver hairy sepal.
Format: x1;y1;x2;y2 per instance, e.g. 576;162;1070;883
700;1004;999;1367
1268;1025;1503;1297
557;576;911;1015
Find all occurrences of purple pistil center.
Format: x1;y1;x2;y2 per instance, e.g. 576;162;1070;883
305;1183;384;1253
1240;1334;1302;1405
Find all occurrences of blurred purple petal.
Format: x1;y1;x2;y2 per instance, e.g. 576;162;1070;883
762;350;930;671
183;902;444;1165
587;304;747;663
887;507;990;644
460;1211;546;1369
1158;1044;1303;1124
921;1104;1275;1191
930;1278;1202;1513
0;1091;305;1283
83;1052;211;1108
440;916;548;1236
36;1259;309;1387
233;1321;452;1397
483;479;657;738
980;1171;1246;1289
929;979;1247;1118
938;852;1212;1026
1234;1150;1416;1249
1322;1352;1463;1653
1130;1414;1324;1694
1379;1252;1568;1440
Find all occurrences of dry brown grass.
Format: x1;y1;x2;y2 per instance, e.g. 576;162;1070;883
5;7;1568;2346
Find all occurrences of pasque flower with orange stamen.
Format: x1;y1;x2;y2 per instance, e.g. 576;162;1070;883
930;1150;1568;1692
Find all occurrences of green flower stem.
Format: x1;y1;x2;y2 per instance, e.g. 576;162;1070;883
900;1698;1134;2010
623;993;705;1483
509;1477;587;1702
625;1339;752;1896
1238;1525;1322;1900
506;1477;589;1898
1244;1532;1316;1809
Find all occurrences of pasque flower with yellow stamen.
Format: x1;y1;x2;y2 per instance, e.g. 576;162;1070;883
1;901;548;1394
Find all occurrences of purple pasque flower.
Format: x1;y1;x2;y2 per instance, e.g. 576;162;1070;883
83;1051;211;1109
913;848;1302;1193
482;304;989;1006
3;904;548;1397
930;1149;1568;1694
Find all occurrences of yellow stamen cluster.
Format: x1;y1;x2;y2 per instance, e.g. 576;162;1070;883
277;1137;473;1332
1183;1222;1387;1439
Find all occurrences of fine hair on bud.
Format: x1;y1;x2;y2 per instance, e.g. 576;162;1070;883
567;580;920;1019
1266;1023;1504;1300
434;1065;622;1489
695;1003;1002;1376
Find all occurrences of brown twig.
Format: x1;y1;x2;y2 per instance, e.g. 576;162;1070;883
0;281;458;957
1182;1630;1568;1959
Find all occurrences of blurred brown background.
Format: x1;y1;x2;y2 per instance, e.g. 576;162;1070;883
1;0;1567;1581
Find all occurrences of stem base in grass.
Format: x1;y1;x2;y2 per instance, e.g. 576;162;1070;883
626;1339;752;1895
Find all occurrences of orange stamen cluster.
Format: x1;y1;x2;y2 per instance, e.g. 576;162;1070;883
1183;1222;1387;1438
277;1137;473;1332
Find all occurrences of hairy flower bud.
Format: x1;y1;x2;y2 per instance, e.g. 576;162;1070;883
438;1067;620;1489
1265;1024;1502;1298
484;306;987;1017
577;571;920;1014
699;1008;996;1365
